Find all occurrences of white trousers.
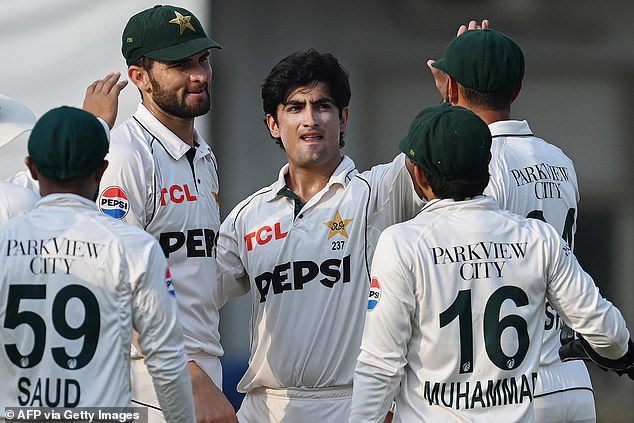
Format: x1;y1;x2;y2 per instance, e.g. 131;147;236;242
534;360;595;423
237;386;352;423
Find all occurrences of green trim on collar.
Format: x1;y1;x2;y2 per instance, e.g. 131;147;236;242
277;185;304;218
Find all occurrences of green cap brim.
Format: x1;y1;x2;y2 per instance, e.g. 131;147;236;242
144;37;222;62
431;58;447;73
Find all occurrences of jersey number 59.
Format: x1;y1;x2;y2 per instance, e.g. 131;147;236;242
3;284;100;370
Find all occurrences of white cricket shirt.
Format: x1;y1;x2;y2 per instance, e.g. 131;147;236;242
97;104;222;378
217;154;422;393
0;194;194;422
351;196;629;423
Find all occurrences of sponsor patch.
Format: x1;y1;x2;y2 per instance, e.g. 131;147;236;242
166;267;175;297
99;185;129;219
367;277;381;311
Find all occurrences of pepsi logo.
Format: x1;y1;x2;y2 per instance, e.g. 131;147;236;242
367;277;381;311
166;267;175;297
99;186;129;219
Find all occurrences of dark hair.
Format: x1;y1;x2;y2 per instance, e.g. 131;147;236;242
458;84;514;112
261;48;351;149
421;166;490;201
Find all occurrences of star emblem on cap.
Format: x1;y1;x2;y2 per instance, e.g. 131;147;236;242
324;210;353;239
169;11;196;35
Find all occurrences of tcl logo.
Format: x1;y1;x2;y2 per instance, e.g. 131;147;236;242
245;222;288;251
160;184;197;206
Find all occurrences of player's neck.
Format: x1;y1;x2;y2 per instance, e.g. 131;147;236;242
144;102;196;146
285;161;338;204
475;109;511;125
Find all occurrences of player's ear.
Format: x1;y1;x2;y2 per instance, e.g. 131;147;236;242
511;82;522;103
128;65;150;93
266;114;280;138
412;163;433;200
24;157;39;181
94;160;109;182
447;76;460;105
339;106;349;133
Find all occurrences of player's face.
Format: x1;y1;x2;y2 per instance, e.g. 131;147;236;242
267;82;348;171
146;50;212;119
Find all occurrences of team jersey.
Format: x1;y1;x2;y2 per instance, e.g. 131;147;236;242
351;196;630;423
217;154;422;393
0;180;39;224
483;120;590;392
97;104;222;378
0;194;194;422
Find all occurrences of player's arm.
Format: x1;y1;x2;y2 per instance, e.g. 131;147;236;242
82;72;128;129
216;209;252;308
365;154;424;225
544;224;631;360
188;361;238;423
131;239;195;423
97;136;150;228
350;231;413;422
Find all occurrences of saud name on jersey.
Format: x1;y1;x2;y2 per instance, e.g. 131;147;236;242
510;162;572;199
424;371;538;411
431;241;528;280
254;255;351;303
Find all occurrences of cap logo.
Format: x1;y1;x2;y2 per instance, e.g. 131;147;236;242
126;36;134;44
169;11;196;35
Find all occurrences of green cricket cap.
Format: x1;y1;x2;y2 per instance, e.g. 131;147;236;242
122;5;222;66
399;103;491;180
28;106;109;181
432;29;525;92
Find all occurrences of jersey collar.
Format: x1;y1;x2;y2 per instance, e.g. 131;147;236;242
488;120;533;138
35;193;100;211
420;195;497;214
264;155;357;202
133;103;210;160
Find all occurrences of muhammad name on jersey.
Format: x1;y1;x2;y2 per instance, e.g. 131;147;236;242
510;162;572;200
431;241;528;280
424;371;538;411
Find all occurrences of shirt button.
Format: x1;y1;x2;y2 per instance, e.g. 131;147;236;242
298;214;304;218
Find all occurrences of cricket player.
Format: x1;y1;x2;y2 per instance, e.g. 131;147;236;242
0;106;195;422
216;49;423;422
349;103;632;422
429;27;593;421
96;5;236;421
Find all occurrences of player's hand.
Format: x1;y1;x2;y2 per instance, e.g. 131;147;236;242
188;362;239;423
82;72;128;129
456;19;489;37
559;334;634;380
426;19;490;102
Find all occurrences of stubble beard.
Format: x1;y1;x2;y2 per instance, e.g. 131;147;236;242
150;78;211;119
